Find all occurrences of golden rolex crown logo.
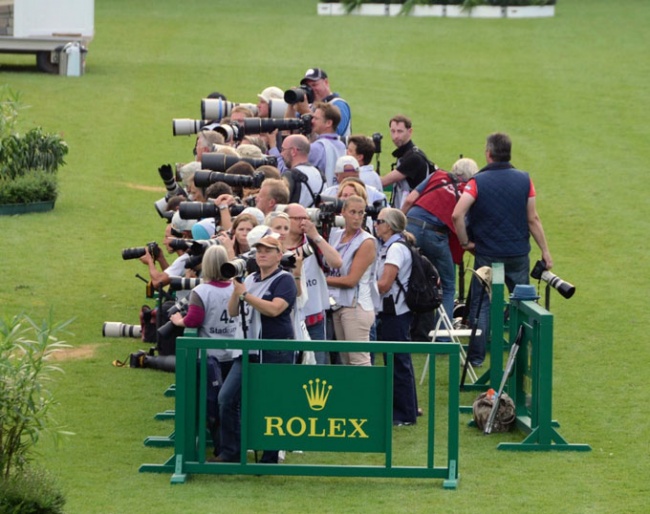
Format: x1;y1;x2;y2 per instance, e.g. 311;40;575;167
303;378;332;411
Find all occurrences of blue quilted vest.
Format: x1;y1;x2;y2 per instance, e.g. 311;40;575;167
468;163;531;258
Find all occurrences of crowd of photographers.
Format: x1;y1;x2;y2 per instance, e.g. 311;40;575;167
111;66;557;462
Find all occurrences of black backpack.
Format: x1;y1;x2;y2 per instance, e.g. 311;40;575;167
393;240;443;313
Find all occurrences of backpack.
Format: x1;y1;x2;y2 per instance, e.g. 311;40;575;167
410;146;438;179
285;165;324;207
472;391;516;433
393;240;443;313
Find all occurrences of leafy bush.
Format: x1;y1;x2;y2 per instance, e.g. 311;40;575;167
0;87;68;206
0;467;66;514
0;128;68;181
0;170;58;204
0;313;73;480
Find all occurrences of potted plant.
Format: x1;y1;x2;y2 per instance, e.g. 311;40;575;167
0;87;68;215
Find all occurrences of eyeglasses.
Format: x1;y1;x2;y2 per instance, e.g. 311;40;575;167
281;146;294;152
289;216;309;221
374;219;387;225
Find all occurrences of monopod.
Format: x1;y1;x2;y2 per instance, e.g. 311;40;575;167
484;324;524;435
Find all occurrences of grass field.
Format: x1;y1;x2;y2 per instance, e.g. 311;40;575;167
1;0;649;512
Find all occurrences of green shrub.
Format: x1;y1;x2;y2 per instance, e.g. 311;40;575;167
0;467;66;514
0;313;73;480
0;170;58;204
0;128;68;181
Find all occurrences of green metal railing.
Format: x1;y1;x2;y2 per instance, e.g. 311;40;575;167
498;298;591;451
140;337;461;488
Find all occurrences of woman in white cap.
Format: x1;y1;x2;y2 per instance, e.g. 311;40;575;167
216;235;297;464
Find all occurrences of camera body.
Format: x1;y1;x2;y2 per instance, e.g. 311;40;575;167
157;297;190;340
284;84;314;104
372;132;383;154
531;259;576;299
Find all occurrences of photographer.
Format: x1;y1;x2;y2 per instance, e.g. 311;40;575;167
326;195;379;366
346;134;383;192
381;115;433;209
278;134;324;208
216;235;297;464
215;212;259;260
254;178;290;216
374;208;418;426
285;203;343;362
169;245;236;458
401;158;478;338
322;156;386;207
452;132;553;367
286;67;352;137
139;213;195;291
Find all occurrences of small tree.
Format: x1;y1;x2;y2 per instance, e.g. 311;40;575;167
0;313;74;479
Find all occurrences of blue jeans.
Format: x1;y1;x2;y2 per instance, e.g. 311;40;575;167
306;318;327;365
217;357;244;461
467;253;530;365
377;311;418;424
406;221;456;325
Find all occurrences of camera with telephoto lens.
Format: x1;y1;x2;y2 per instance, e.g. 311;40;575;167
221;251;260;279
284;84;314;104
187;238;222;256
200;153;277;174
157;297;190;340
194;167;268;189
178;201;246;220
530;259;576;299
167;238;193;252
169;277;202;291
200;99;258;121
102;322;142;338
154;164;187;217
201;98;289;121
372;132;383;154
364;200;386;221
172;118;213;136
216;115;313;142
122;241;161;261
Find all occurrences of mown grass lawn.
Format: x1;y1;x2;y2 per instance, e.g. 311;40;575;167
1;0;648;512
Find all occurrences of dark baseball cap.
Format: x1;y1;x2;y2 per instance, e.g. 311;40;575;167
300;68;328;85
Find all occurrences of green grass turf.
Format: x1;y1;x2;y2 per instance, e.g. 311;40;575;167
1;0;649;512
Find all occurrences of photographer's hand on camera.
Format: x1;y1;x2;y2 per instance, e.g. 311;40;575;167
170;311;185;327
215;231;236;260
211;193;236;231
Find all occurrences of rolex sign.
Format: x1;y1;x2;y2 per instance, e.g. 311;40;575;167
247;364;388;452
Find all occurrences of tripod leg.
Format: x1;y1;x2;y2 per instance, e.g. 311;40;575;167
460;284;486;389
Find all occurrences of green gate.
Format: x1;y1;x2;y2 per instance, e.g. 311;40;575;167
140;337;461;488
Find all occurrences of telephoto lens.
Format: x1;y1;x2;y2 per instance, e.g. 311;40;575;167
121;247;146;260
103;322;142;338
221;258;248;279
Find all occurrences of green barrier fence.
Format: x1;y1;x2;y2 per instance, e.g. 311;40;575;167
498;297;591;451
458;262;589;451
140;337;461;489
